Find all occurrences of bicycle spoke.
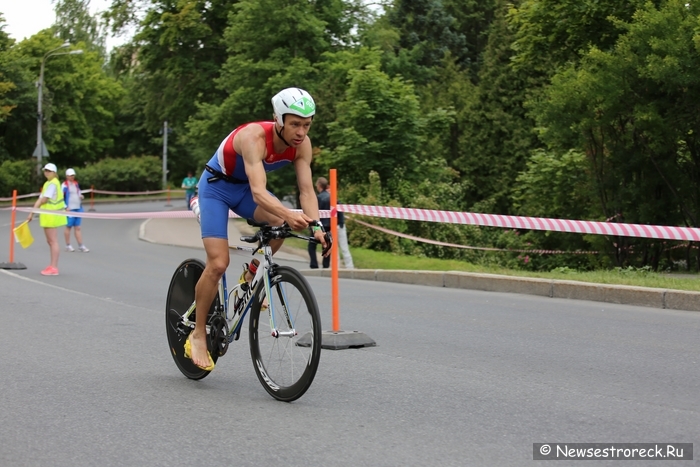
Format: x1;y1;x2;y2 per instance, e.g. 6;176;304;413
249;266;321;401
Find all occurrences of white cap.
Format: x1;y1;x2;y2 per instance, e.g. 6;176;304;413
66;168;76;176
43;163;57;173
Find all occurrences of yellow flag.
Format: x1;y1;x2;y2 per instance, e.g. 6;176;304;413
13;221;34;249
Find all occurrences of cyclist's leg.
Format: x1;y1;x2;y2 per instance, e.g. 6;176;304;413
234;186;285;282
253;204;285;251
190;237;228;369
187;171;242;369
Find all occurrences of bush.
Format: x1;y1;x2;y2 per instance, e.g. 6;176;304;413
339;170;603;271
0;159;37;197
77;156;162;192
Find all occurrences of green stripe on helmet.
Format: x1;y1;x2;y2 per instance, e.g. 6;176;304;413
289;97;316;116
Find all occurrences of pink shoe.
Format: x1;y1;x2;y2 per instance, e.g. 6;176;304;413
40;266;59;276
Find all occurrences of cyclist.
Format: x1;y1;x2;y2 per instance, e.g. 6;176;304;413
187;87;331;371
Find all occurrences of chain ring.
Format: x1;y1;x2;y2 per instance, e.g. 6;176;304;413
208;315;230;357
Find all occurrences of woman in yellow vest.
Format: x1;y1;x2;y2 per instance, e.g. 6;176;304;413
26;163;68;276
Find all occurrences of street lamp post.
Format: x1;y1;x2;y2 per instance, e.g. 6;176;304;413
34;42;83;175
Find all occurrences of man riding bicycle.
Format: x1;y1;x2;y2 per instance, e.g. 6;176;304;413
188;87;331;371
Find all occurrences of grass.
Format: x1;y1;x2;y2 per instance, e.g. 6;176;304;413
241;221;700;292
349;248;700;292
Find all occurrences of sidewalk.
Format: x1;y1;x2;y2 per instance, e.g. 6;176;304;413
140;217;700;313
139;216;311;263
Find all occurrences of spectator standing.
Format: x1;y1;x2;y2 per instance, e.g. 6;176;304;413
309;177;331;269
26;163;67;275
62;168;89;252
181;171;198;209
336;205;354;269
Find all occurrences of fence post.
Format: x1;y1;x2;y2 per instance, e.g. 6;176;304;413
88;185;95;211
0;190;27;270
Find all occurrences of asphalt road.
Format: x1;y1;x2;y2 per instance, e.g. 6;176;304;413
0;201;698;467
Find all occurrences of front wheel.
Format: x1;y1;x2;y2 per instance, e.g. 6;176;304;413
165;258;220;380
249;266;322;401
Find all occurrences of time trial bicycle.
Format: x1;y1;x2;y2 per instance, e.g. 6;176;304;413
165;220;324;402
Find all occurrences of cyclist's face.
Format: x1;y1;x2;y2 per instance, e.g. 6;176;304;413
282;115;313;147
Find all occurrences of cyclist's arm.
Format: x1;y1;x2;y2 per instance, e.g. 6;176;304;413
295;140;329;252
237;125;313;232
294;139;321;222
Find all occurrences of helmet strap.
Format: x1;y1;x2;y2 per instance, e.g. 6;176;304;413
274;120;292;147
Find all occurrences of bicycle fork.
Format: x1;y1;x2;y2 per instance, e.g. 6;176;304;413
264;265;297;338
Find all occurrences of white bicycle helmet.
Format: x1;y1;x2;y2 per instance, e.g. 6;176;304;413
272;87;316;126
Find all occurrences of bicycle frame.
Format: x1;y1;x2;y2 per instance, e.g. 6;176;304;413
166;220;325;400
177;242;295;342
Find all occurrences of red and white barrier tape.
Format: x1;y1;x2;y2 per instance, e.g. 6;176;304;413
7;207;333;219
0;187;186;202
0;192;40;201
4;202;700;243
352;219;598;255
339;205;700;242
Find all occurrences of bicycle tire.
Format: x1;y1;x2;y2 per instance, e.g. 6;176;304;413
165;258;220;380
249;266;322;402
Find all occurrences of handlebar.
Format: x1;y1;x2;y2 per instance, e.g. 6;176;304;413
239;221;319;245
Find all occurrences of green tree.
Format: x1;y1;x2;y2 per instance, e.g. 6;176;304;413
184;0;339;165
131;0;230;130
54;0;107;56
529;0;700;268
509;0;651;73
0;16;37;163
323;64;422;189
384;0;468;84
417;53;472;172
107;0;233;181
0;18;15;124
442;0;496;78
458;0;537;214
16;33;124;168
513;149;593;219
313;46;385;149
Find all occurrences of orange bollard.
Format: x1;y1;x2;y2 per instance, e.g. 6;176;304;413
9;189;16;263
318;170;374;349
330;169;340;331
1;189;26;269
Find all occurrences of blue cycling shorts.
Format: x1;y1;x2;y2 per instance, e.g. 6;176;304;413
66;208;83;227
196;168;277;239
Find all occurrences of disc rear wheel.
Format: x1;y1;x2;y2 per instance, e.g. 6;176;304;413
165;258;220;380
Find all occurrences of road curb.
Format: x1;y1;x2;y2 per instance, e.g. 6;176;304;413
300;269;700;312
137;216;700;313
